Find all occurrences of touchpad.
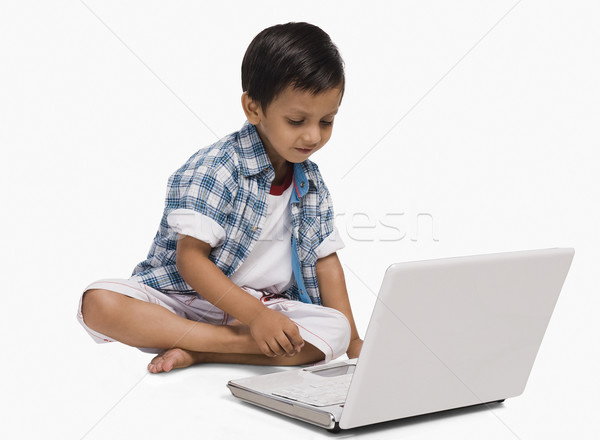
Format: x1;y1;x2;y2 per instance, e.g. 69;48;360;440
310;364;356;377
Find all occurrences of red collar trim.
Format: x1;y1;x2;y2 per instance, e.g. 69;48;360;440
269;162;294;196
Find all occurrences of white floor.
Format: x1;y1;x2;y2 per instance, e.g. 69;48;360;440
2;1;599;438
5;253;598;439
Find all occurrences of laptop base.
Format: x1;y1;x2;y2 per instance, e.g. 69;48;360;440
227;383;337;429
230;378;508;433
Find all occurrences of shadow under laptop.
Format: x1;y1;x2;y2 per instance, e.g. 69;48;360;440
332;400;507;436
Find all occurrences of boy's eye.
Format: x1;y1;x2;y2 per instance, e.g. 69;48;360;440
286;119;334;126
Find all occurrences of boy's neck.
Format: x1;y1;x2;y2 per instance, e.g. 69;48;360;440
272;161;293;186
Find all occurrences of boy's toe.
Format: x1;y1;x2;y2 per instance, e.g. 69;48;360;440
162;360;174;372
147;352;167;373
161;351;180;372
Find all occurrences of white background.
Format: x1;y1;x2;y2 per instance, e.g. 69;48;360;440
1;0;598;439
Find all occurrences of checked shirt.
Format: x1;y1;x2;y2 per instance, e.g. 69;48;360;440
130;120;341;305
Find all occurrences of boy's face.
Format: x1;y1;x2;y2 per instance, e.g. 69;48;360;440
244;86;342;172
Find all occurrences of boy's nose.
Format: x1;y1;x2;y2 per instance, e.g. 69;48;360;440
301;124;321;146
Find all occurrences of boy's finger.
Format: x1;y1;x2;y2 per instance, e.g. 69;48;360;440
259;341;276;357
286;328;304;352
268;338;286;357
276;334;296;356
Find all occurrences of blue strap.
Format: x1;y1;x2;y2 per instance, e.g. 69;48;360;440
291;234;312;304
289;162;312;304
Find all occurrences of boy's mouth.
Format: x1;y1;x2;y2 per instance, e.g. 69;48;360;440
295;148;313;154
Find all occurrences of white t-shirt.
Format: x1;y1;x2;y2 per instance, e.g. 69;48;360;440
230;183;294;294
167;180;345;295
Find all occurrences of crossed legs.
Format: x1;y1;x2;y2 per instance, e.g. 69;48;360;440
81;289;324;373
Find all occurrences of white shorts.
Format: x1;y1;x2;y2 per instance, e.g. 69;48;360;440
77;278;351;363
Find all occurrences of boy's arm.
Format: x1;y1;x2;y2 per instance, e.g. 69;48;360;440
175;235;304;357
316;252;363;358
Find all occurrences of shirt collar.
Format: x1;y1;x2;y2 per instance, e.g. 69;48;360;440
291;162;309;203
237;120;310;202
237;121;274;177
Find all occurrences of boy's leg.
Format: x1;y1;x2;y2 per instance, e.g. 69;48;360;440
147;344;325;373
81;286;326;373
146;295;351;373
78;279;349;373
81;288;264;354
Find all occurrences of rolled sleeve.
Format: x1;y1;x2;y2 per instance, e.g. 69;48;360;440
316;183;344;259
315;225;345;259
167;209;226;247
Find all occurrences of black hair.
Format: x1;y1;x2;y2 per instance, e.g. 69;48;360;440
241;22;345;112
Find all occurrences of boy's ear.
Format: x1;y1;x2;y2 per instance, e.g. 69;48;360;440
241;92;261;125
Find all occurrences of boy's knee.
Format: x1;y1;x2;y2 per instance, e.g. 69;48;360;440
326;310;352;359
339;314;352;353
81;289;122;329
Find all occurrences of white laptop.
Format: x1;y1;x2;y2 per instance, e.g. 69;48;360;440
227;248;575;431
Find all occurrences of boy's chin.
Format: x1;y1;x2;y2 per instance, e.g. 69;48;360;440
292;148;317;159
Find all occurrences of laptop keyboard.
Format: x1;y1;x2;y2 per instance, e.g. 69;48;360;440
271;374;352;407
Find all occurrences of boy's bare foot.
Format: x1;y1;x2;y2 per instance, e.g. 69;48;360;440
147;348;203;373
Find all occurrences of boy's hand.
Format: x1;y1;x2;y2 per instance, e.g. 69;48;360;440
248;308;304;357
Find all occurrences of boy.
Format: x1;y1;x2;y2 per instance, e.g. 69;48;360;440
77;22;363;373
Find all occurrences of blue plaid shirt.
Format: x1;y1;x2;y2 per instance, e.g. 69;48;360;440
131;121;338;305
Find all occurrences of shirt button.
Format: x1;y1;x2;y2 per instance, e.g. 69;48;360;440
252;225;258;231
300;182;305;188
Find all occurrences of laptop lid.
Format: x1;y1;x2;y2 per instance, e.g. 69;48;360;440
339;248;574;429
